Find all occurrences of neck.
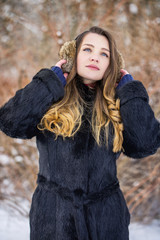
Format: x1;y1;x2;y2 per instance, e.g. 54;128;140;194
84;82;96;89
77;75;97;89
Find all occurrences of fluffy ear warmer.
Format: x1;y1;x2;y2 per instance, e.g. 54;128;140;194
59;40;76;73
59;40;125;82
117;50;125;81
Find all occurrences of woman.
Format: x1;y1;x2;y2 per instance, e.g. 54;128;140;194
0;26;160;240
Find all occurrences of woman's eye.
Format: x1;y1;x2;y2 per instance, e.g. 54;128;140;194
101;52;108;57
83;48;91;52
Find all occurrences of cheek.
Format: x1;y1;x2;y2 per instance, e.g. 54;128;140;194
103;60;110;72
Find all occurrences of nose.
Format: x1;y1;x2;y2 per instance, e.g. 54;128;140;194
89;56;99;63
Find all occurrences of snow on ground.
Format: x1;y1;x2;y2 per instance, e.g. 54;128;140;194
0;206;160;240
0;207;29;240
129;220;160;240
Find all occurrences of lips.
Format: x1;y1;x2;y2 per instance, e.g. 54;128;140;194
86;65;100;70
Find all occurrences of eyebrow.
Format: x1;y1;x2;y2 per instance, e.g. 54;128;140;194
82;43;110;52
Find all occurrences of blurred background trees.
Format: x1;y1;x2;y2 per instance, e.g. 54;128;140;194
0;0;160;222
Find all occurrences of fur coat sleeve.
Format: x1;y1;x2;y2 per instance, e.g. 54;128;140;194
116;80;160;158
0;69;64;139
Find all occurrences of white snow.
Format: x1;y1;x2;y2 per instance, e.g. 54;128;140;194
0;154;12;165
117;15;128;24
155;17;160;24
0;206;160;240
0;207;29;240
56;31;62;37
1;35;10;43
129;220;160;240
129;3;138;14
14;155;24;162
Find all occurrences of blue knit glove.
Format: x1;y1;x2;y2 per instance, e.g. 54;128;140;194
116;74;134;89
51;66;67;87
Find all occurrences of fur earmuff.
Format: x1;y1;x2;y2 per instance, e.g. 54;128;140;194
59;40;76;73
117;50;125;82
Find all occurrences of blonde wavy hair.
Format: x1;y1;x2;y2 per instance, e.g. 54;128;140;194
38;26;124;152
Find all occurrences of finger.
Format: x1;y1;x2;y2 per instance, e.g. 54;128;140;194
55;59;67;68
64;73;68;80
120;69;129;75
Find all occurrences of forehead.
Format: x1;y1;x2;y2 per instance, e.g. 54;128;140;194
81;32;109;49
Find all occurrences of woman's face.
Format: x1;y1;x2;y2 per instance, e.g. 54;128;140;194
77;32;110;84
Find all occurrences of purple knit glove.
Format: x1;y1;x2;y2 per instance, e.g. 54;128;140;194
116;74;134;89
51;66;67;87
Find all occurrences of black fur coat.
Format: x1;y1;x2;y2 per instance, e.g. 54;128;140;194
0;69;160;240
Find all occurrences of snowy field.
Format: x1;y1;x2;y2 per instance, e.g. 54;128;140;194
0;207;160;240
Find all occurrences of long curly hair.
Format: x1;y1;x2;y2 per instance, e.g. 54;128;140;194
38;26;124;152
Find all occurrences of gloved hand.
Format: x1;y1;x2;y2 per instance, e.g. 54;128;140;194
51;59;68;87
116;69;134;89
